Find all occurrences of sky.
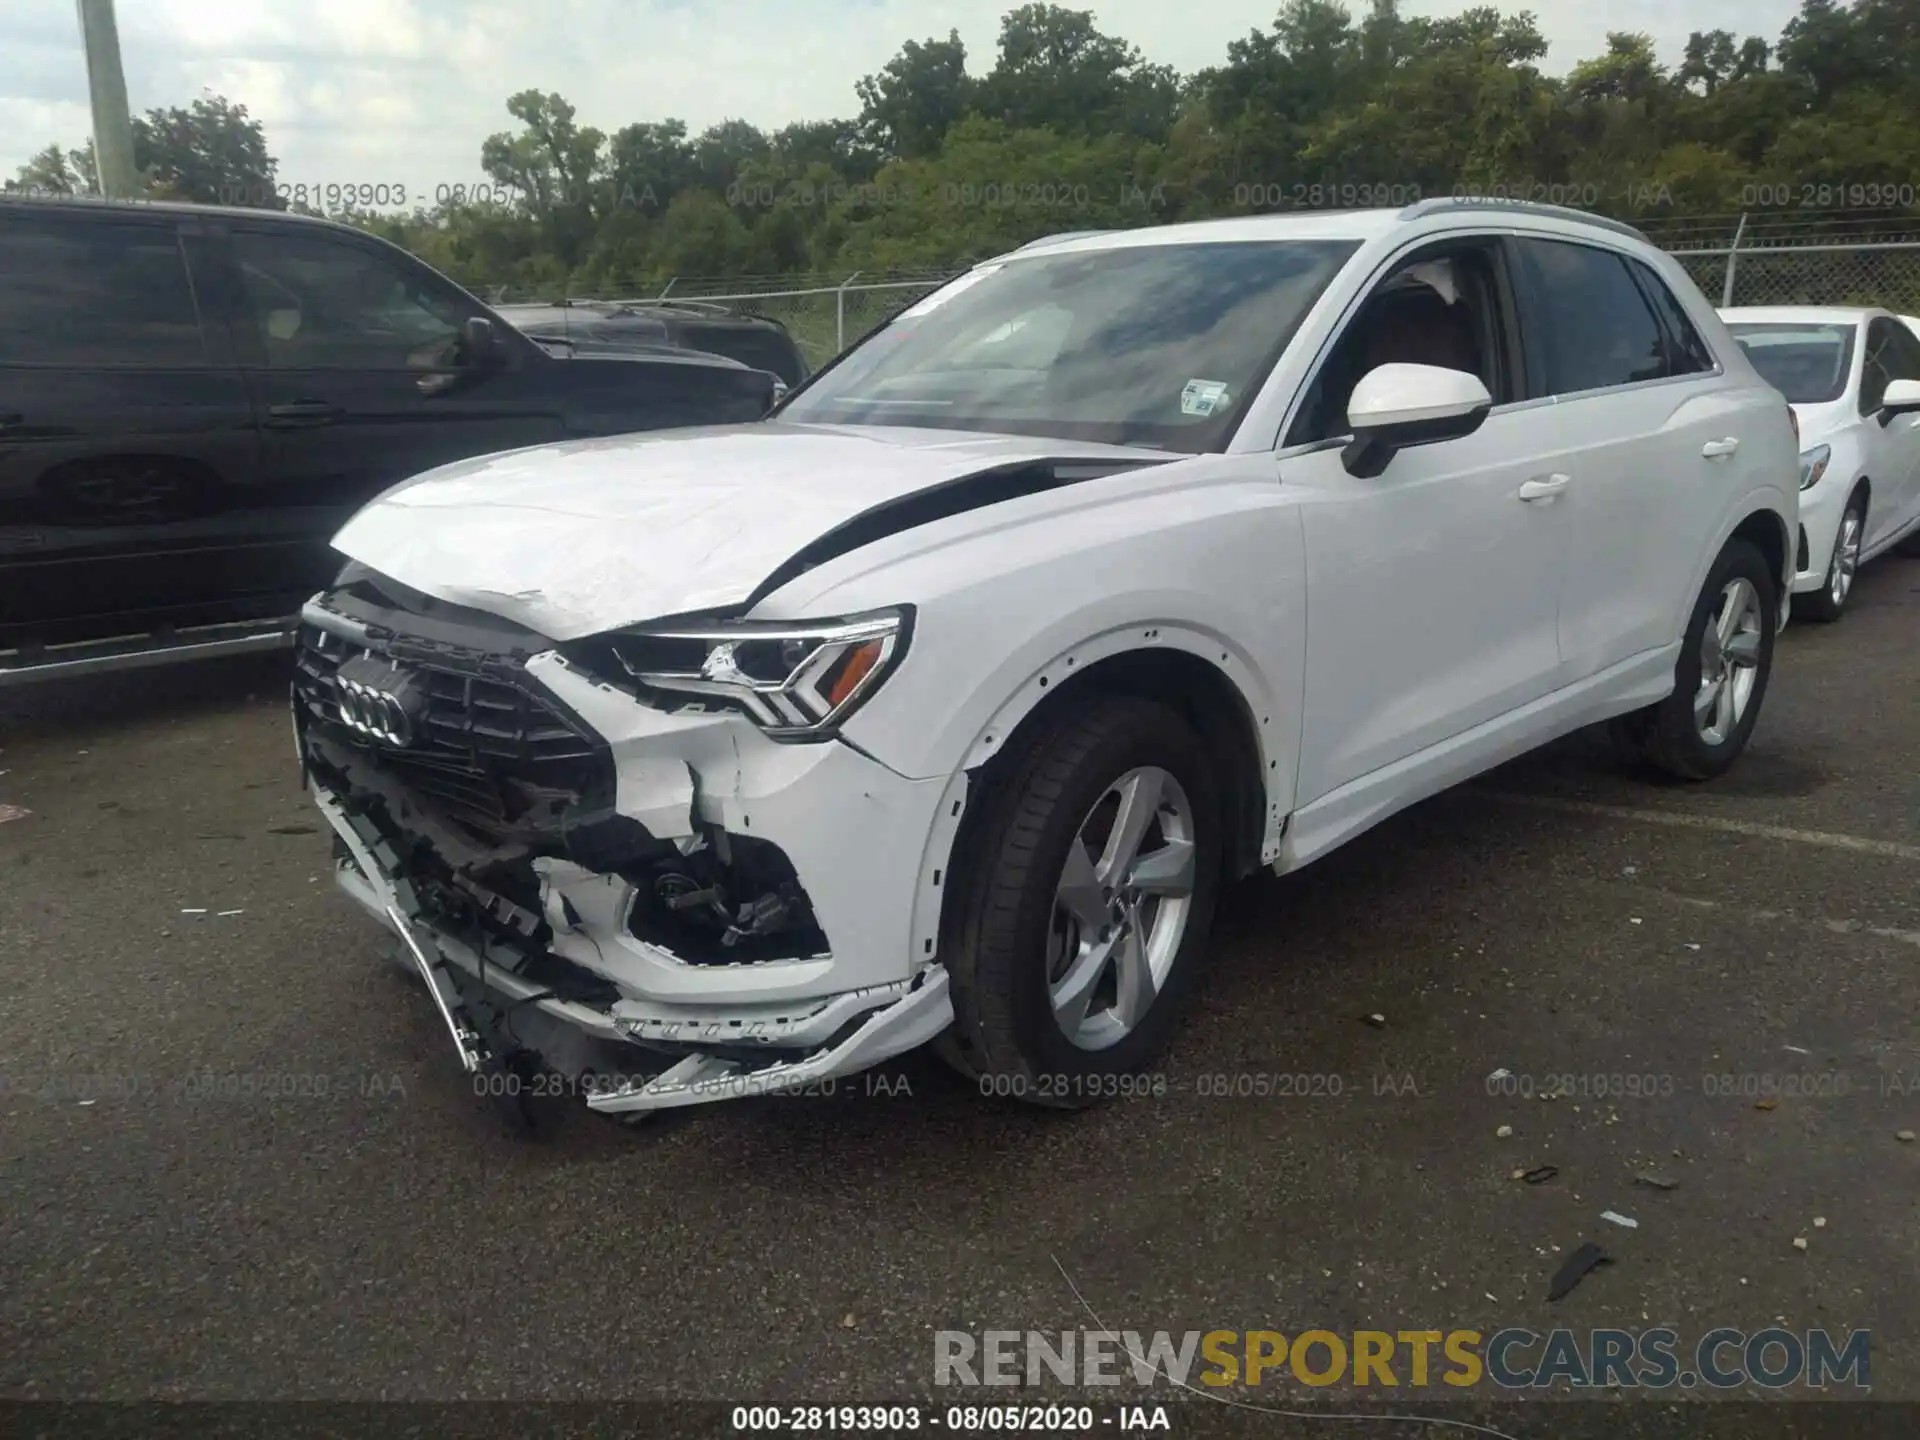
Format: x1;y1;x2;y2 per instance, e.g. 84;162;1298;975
3;0;1812;201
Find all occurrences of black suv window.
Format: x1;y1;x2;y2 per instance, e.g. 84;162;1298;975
1514;238;1669;396
231;229;470;370
0;214;206;368
1628;258;1715;377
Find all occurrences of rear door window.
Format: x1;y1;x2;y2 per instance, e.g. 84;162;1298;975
0;213;206;367
1512;237;1670;396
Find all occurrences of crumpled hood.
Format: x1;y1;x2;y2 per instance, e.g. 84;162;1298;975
329;422;1169;640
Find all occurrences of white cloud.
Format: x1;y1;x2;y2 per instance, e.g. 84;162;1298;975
3;0;1809;196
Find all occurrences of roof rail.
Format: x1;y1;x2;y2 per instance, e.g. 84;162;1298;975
1398;197;1648;242
1015;230;1109;251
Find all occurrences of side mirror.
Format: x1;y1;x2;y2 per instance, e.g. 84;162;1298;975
460;316;502;367
1876;377;1920;425
1340;363;1493;479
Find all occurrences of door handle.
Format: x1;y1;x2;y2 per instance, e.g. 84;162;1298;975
1701;437;1741;458
265;401;345;429
1518;473;1571;502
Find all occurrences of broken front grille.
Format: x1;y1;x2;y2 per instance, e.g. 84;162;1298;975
295;607;613;843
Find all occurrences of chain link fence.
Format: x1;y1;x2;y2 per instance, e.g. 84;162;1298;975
638;277;954;369
1668;242;1920;313
565;225;1920;371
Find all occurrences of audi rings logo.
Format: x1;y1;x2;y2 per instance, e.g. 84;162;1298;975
329;658;426;748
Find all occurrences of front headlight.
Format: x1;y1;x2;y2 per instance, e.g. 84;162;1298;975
589;607;911;739
1799;444;1832;491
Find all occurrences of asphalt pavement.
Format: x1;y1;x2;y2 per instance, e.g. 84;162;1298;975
1;560;1916;1436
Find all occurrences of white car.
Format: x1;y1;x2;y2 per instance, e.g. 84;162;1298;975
1721;306;1920;620
296;201;1798;1122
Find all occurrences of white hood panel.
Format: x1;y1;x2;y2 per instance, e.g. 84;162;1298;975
329;422;1167;639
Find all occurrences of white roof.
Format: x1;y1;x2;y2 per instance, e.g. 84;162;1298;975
1004;209;1407;260
1720;305;1878;326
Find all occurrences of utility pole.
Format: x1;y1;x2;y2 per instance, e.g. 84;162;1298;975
75;0;139;197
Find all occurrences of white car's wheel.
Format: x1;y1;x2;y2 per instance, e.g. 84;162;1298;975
938;695;1222;1106
1610;538;1777;781
1801;490;1866;623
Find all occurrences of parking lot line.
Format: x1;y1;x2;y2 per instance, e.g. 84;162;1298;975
1476;789;1920;862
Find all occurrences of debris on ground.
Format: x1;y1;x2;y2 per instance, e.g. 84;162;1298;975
1629;917;1643;925
1523;1166;1559;1185
269;824;319;836
1362;1013;1386;1027
180;908;207;915
1635;1171;1680;1190
1487;1067;1512;1082
217;909;244;917
841;1313;857;1329
1898;1130;1915;1143
1784;1045;1810;1055
1547;1242;1611;1301
1600;1210;1639;1229
1683;943;1701;951
1793;1237;1808;1251
1496;1125;1514;1139
1755;1098;1779;1111
1814;1217;1827;1228
0;804;30;824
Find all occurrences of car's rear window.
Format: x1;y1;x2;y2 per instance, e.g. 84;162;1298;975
1728;322;1856;403
0;214;206;368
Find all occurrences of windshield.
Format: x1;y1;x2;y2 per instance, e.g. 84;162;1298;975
1728;322;1856;403
781;240;1361;451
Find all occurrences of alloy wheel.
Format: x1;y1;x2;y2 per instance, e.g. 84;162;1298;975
1694;576;1764;746
1830;508;1862;609
1046;766;1196;1051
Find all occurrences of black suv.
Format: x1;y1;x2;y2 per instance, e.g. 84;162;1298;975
0;198;780;682
500;299;810;389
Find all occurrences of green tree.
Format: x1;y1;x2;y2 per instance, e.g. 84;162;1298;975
974;4;1179;140
5;143;96;195
135;93;280;204
855;31;976;159
481;90;606;267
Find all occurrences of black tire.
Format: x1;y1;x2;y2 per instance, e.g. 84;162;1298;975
1609;538;1776;781
1798;490;1866;623
937;695;1223;1107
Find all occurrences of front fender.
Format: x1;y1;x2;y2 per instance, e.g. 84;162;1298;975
822;486;1309;807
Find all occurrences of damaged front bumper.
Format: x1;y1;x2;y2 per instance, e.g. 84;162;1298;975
296;586;957;1115
316;782;953;1113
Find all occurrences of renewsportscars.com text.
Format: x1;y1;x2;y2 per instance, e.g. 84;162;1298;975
934;1327;1870;1391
